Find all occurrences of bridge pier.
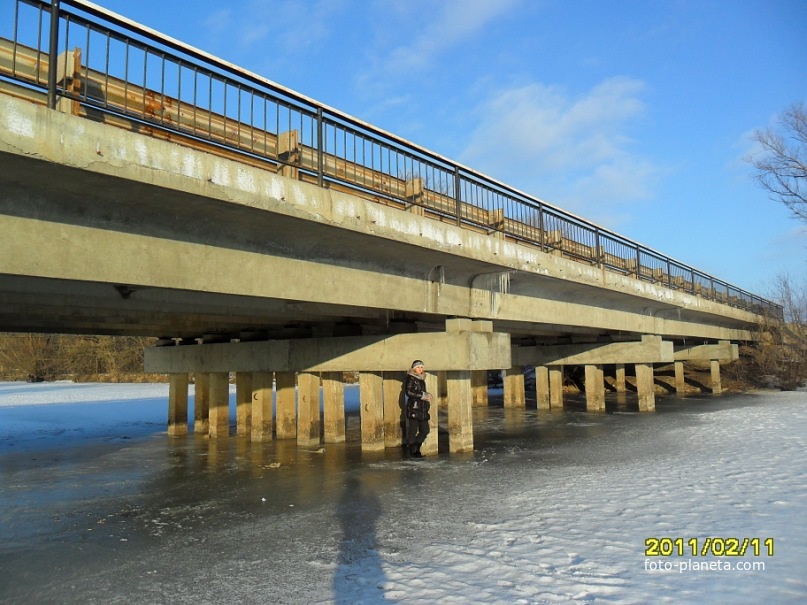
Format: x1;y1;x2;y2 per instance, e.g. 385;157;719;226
584;364;606;412
503;365;526;407
323;372;346;444
471;370;489;407
615;363;627;393
168;373;189;436
447;371;474;452
635;363;656;411
194;372;210;434
275;372;297;440
383;372;405;448
209;372;230;438
251;371;273;442
674;361;686;394
549;366;564;408
359;371;384;451
711;360;722;395
535;365;550;409
297;372;321;447
236;372;252;437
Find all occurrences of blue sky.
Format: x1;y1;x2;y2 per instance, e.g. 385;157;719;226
92;0;805;297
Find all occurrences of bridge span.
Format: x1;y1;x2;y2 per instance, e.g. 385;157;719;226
0;0;780;454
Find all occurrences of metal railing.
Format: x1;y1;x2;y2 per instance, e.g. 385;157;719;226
0;0;783;320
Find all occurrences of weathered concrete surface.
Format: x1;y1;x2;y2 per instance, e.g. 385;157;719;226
144;331;512;373
512;335;674;366
0;94;760;342
674;341;739;361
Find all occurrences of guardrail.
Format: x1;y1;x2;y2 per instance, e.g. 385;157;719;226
0;0;783;319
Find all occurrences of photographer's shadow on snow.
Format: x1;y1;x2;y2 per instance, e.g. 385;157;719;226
333;472;388;603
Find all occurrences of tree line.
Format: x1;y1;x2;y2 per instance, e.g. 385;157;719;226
0;334;157;382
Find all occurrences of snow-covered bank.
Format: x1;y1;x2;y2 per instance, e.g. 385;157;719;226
0;383;805;604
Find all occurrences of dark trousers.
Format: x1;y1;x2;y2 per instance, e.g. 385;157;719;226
406;418;430;451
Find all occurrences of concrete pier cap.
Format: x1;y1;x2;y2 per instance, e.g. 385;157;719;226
145;322;511;374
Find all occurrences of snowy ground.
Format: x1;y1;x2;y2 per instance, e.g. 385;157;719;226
0;381;805;604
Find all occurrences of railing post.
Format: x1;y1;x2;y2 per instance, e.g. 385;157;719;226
454;167;462;226
538;203;545;249
47;0;61;109
316;107;324;188
594;227;602;266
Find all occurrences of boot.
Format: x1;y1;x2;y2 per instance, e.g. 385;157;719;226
410;445;423;458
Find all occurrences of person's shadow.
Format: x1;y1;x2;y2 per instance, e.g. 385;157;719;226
333;472;388;603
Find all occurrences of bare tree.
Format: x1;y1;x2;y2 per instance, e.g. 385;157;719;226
0;334;60;382
742;274;807;390
747;102;807;222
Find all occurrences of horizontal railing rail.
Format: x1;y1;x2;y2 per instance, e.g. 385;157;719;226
0;0;783;320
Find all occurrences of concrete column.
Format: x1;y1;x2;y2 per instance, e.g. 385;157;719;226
536;365;550;410
471;370;488;407
421;372;439;456
359;371;384;451
297;372;321;446
447;370;473;452
504;365;525;408
674;361;686;394
710;360;722;395
615;363;627;393
635;363;656;412
251;371;273;442
209;372;230;438
322;372;345;444
193;372;210;434
549;366;564;409
437;371;448;410
235;371;252;437
584;364;605;412
168;373;189;436
275;371;297;439
383;371;405;448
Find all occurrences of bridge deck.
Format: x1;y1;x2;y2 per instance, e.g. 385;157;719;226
0;39;757;312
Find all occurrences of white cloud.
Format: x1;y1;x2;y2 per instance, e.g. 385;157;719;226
358;0;521;88
459;77;661;226
205;0;346;54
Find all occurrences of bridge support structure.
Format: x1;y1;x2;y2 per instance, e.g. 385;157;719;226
146;319;510;455
506;337;740;411
513;335;676;412
673;341;738;395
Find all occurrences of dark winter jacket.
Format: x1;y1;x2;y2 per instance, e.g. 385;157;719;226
405;370;431;421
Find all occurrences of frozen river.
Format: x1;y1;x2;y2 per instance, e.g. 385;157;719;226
0;382;805;604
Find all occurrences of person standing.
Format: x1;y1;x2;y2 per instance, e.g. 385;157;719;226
405;360;432;458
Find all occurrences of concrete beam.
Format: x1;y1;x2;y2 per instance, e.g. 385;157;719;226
145;331;511;373
674;341;738;361
513;335;673;366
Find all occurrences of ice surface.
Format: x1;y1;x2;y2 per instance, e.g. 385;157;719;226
0;382;805;604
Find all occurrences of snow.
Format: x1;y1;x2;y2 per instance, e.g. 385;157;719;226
0;382;805;604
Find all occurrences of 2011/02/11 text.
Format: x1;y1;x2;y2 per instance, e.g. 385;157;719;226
644;537;774;557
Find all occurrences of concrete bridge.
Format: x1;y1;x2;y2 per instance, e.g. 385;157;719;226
0;0;778;455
